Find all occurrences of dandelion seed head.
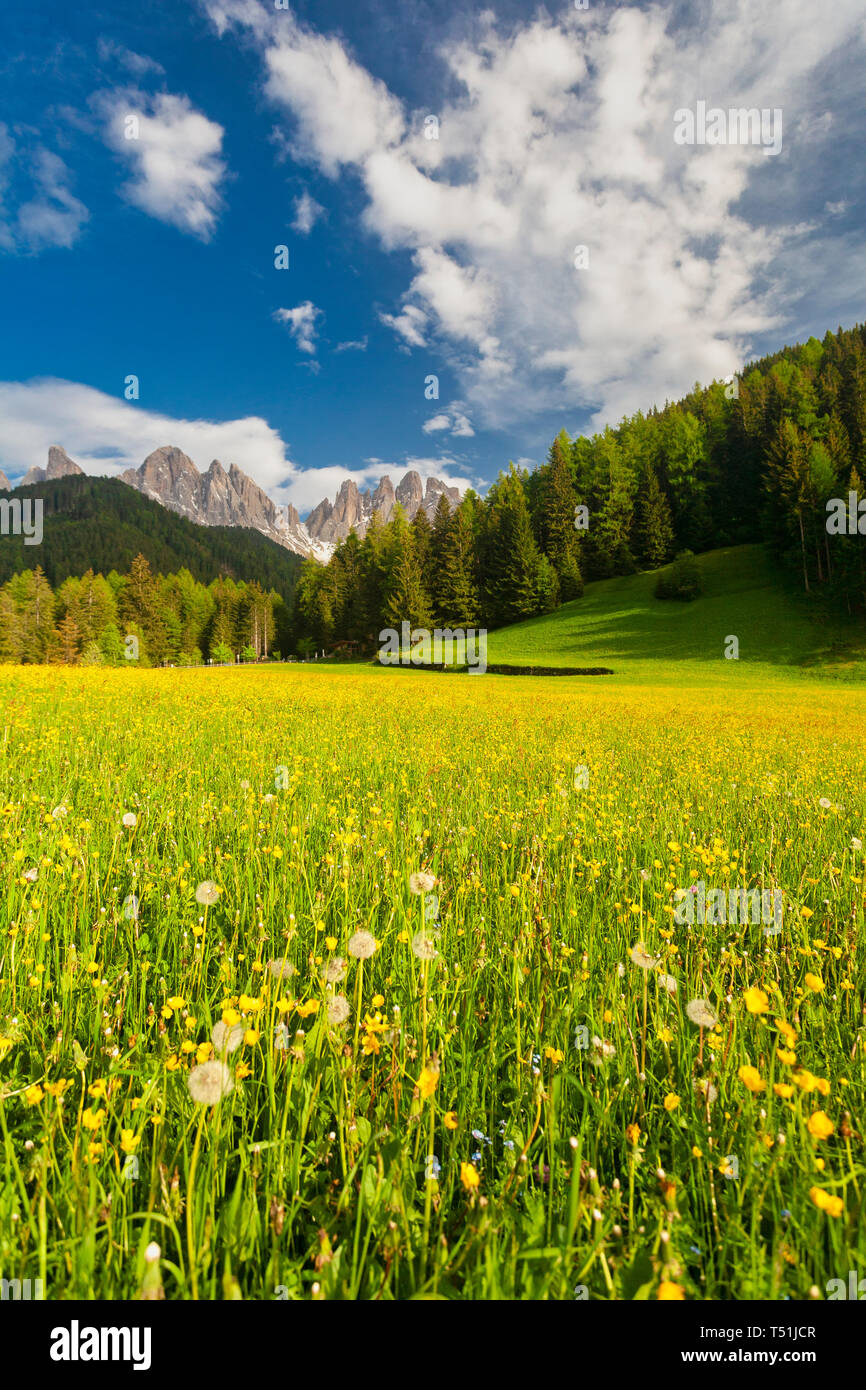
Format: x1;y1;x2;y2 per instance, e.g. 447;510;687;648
211;1020;244;1054
187;1059;233;1105
348;930;376;960
409;872;437;895
686;998;718;1028
268;957;296;980
327;995;350;1026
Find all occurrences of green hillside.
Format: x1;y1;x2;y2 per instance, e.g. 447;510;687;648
487;545;866;685
0;475;303;600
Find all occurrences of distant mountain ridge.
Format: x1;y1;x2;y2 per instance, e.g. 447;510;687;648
305;472;460;546
4;445;460;561
0;473;304;597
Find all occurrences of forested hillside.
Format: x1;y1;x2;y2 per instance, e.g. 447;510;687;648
0;552;293;667
294;322;866;651
0;475;304;594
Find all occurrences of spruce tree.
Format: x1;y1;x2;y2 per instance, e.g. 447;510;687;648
638;464;675;568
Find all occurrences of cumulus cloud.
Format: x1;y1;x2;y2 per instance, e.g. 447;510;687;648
206;0;866;429
423;406;475;437
0;378;294;486
98;90;227;240
0;130;89;254
291;189;324;233
0;376;480;517
378;302;428;348
273;300;322;353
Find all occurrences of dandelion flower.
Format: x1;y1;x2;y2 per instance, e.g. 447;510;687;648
743;986;769;1014
807;1110;834;1140
23;866;38;883
195;880;220;907
686;998;717;1029
122;812;137;828
418;1066;439;1099
409;872;437;895
809;1186;843;1217
348;930;376;960
52;804;68;819
663;1093;680;1112
630;943;660;970
818;797;831;809
187;1060;233;1105
443;1111;458;1130
851;837;862;851
460;1161;480;1190
804;972;824;993
657;973;678;995
211;1020;244;1054
327;995;350;1026
738;1064;766;1093
657;1281;685;1300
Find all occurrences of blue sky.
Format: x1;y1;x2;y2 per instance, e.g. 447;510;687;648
0;0;864;515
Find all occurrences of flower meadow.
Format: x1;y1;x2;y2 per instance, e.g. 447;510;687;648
0;664;864;1301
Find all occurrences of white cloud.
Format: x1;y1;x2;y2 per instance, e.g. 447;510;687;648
0;376;481;517
422;407;475;437
273;300;322;353
291;189;324;233
207;0;866;430
0;378;293;485
96;39;165;77
98;90;227;240
378;302;428;347
0;130;89;254
334;336;368;352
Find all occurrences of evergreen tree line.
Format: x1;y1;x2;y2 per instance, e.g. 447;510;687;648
0;554;292;666
294;321;866;650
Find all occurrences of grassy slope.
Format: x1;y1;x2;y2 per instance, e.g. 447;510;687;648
487;544;866;687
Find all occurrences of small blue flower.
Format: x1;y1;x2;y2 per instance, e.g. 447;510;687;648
504;1139;515;1150
472;1128;485;1142
471;1150;482;1163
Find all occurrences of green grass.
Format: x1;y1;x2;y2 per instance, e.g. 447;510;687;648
489;545;866;686
0;661;863;1301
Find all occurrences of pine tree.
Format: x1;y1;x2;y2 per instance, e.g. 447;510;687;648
382;509;433;632
483;466;546;625
540;429;584;598
54;612;81;664
638;464;675;568
434;496;481;626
